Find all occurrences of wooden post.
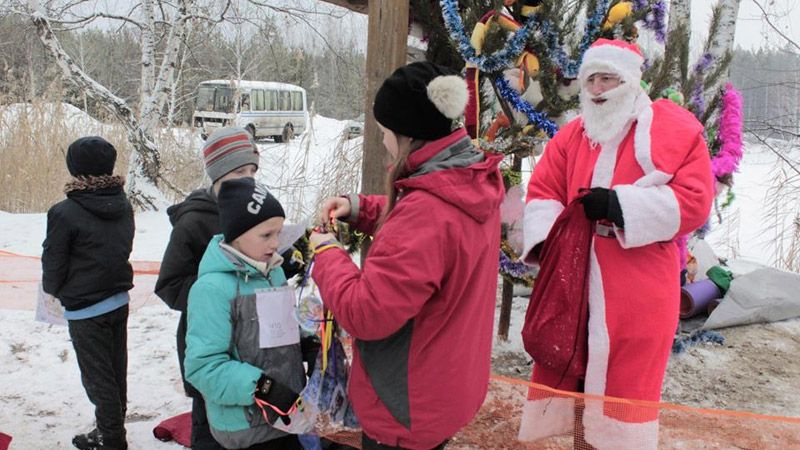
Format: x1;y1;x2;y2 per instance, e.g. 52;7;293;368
359;0;409;260
498;278;514;341
361;0;409;197
497;153;524;341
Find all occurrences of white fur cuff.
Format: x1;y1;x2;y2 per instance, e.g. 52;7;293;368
613;184;680;248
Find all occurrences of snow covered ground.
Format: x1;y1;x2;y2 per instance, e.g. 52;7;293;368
1;108;799;448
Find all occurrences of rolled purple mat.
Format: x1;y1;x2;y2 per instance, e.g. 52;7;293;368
680;279;723;319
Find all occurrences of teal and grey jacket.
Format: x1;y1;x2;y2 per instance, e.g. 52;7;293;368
185;234;305;449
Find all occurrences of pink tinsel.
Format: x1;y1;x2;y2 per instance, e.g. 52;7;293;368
711;83;744;179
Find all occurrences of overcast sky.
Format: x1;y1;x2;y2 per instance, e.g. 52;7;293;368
693;0;800;51
309;0;800;53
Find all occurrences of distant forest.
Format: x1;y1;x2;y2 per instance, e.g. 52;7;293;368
730;46;800;139
0;15;366;123
1;14;797;135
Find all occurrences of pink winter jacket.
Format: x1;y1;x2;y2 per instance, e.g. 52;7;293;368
312;128;504;449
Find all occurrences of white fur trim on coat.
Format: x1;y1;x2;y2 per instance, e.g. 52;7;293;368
613;183;680;248
521;199;564;265
583;399;660;450
426;75;469;119
518;397;575;441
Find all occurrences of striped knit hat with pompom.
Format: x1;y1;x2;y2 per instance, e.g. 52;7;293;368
203;127;260;183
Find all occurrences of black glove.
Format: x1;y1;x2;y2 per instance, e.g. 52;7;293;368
300;334;321;376
579;187;624;228
255;375;299;425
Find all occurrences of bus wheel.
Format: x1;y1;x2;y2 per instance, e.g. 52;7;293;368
246;124;256;140
282;124;294;142
273;134;283;143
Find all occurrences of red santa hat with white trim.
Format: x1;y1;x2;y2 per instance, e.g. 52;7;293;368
578;38;645;86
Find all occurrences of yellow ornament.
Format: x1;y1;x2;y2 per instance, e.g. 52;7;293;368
603;1;633;30
470;21;489;55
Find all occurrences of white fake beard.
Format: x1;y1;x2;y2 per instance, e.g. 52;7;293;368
580;82;639;144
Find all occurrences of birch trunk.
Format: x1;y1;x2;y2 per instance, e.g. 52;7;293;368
31;10;166;210
666;0;691;87
139;0;190;133
140;0;155;116
704;0;741;97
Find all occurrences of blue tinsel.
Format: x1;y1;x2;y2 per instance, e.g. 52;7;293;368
539;0;610;78
672;330;725;354
439;0;537;73
499;248;536;280
494;76;559;138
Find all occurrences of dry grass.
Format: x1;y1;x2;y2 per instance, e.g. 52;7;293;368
0;98;205;213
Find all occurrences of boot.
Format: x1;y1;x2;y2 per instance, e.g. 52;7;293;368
72;428;128;450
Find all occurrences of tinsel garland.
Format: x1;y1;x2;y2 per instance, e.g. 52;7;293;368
689;53;714;120
633;0;667;43
538;0;610;78
711;83;744;179
494;76;559;137
499;241;536;286
439;0;536;73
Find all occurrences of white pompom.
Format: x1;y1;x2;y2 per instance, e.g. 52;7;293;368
426;75;469;119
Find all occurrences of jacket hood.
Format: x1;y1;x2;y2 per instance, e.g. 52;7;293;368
167;188;218;225
66;184;132;220
198;234;253;277
395;129;504;224
198;234;277;280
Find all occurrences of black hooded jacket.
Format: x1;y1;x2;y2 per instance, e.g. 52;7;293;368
155;188;219;313
42;177;135;311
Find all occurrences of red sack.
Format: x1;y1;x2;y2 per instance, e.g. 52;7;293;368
0;432;12;450
153;412;192;447
521;198;593;379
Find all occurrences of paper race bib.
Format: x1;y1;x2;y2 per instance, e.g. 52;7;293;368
255;286;300;349
35;283;66;326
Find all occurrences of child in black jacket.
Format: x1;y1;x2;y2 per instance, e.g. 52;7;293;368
42;136;134;450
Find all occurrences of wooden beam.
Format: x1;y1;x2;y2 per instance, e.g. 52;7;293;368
360;0;409;198
317;0;368;14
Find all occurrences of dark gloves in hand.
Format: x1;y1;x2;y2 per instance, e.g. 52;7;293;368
579;187;624;228
255;375;300;425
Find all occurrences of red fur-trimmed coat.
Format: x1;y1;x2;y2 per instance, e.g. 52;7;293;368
519;97;714;449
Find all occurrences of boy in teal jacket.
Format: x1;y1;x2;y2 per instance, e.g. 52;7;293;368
185;178;305;450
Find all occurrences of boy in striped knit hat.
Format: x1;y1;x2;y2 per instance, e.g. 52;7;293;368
156;127;261;450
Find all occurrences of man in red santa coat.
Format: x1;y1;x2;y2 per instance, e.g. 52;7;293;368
518;38;714;449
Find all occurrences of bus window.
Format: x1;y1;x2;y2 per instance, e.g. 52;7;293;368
281;91;291;111
291;92;303;111
240;94;251;111
196;86;216;111
266;91;277;111
253;90;265;111
215;87;235;113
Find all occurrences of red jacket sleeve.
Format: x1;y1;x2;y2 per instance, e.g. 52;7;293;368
313;192;446;341
613;121;714;248
521;131;569;264
347;194;387;236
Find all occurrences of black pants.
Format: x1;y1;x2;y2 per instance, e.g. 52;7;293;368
191;395;225;450
241;434;302;450
68;304;129;444
362;434;447;450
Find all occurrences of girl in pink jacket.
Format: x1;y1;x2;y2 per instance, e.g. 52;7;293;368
309;62;504;450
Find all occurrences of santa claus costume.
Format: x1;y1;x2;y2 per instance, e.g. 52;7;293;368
518;39;714;449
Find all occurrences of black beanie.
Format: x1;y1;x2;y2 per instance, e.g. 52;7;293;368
373;61;469;141
66;136;117;177
218;178;285;243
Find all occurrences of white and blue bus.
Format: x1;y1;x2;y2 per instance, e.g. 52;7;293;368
192;80;308;142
